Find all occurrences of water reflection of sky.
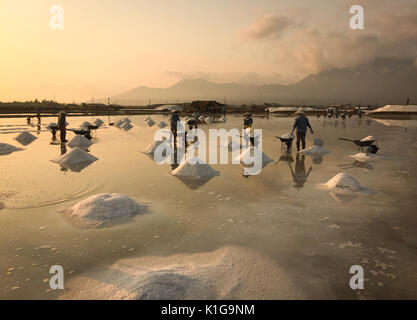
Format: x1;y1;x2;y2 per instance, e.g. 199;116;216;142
0;115;417;299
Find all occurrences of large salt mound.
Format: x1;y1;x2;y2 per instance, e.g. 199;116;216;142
325;172;364;192
235;147;272;168
172;157;219;177
67;135;93;150
0;143;23;156
59;193;147;228
299;146;331;156
80;121;93;130
14;131;37;146
60;246;303;300
51;147;98;172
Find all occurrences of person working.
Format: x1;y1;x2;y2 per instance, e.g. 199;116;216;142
291;108;314;151
243;112;255;146
58;110;67;143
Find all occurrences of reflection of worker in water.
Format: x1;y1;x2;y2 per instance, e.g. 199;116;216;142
171;110;180;142
58;110;67;143
290;154;312;189
291;108;314;151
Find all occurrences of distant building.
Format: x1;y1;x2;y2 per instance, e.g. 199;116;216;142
184;101;225;113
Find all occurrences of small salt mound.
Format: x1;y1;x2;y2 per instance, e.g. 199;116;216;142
172;157;219;177
280;132;295;140
94;119;104;126
15;131;37;146
360;135;376;142
145;118;155;127
299;146;331;156
219;116;226;122
184;116;191;122
115;118;131;128
80;121;93;129
121;122;133;131
198;115;205;122
350;152;379;163
143;140;165;155
47;122;58;130
67;135;93;150
235;147;272;168
59;193;147;228
51;147;98;172
157;121;168;129
0;143;23;156
325;172;364;192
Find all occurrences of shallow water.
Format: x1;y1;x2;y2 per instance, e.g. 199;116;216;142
0;115;416;299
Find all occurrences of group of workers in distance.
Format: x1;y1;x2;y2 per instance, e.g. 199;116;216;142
169;108;314;152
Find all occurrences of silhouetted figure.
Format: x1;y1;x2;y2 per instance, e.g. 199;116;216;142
27;117;31;125
290;154;312;189
37;124;41;135
58;110;67;142
406;97;410;105
36;112;41;124
291;109;314;151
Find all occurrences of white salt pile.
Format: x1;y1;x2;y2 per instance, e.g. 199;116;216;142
325;172;364;193
172;157;219;177
219;115;226;122
299;146;331;156
313;138;324;147
47;122;58;130
59;193;147;228
157;121;168;129
80;121;93;129
94;119;104;126
121;122;133;131
51;147;98;172
67;135;93;150
0;143;23;156
350;152;379;163
145;118;155;127
14;131;37;146
60;246;303;300
279;132;295;140
143;140;165;155
235;147;272;168
115;118;131;128
361;135;376;142
198;115;205;122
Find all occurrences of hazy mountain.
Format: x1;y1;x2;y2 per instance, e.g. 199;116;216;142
109;58;417;106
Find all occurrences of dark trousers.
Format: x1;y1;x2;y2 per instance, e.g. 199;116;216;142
60;128;66;142
296;131;306;151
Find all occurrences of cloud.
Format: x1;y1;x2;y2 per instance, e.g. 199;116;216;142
240;14;296;40
239;3;417;82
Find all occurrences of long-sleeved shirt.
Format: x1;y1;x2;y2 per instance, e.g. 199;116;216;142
243;117;253;128
57;114;66;129
293;115;312;133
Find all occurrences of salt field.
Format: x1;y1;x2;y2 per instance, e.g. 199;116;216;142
1;115;417;299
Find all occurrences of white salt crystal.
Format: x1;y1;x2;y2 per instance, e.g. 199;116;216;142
325;173;364;192
172;157;219;177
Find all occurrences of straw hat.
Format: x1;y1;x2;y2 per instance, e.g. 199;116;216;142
295;108;305;115
59;110;66;115
244;112;252;117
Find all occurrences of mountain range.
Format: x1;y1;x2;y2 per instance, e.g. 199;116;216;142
108;58;417;106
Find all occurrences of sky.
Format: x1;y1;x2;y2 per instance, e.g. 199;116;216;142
0;0;416;102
